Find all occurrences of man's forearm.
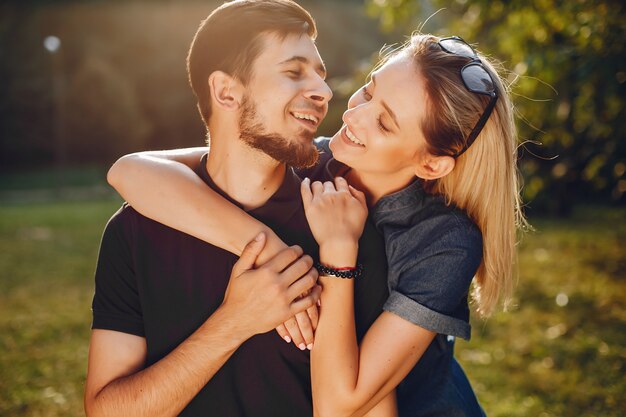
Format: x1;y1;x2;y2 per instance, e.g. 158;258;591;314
86;307;249;417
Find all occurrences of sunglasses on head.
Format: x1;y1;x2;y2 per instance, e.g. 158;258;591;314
437;36;498;157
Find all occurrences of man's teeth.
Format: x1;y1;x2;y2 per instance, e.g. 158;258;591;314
293;112;319;124
345;127;364;146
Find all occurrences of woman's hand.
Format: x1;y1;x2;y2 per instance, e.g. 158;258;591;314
301;177;368;263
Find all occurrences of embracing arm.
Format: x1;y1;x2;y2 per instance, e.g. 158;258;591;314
107;148;286;263
302;178;436;417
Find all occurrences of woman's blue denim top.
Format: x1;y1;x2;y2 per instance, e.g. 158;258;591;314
305;138;487;416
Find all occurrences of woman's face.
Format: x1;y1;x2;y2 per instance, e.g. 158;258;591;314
329;53;430;179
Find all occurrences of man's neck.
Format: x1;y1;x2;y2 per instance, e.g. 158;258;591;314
206;134;286;211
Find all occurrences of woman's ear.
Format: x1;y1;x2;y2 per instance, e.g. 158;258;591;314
414;154;456;180
208;71;243;112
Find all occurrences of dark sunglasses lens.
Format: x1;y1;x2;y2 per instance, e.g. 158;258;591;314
440;39;475;58
462;64;495;94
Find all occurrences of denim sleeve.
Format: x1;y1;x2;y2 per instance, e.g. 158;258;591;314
383;217;482;340
91;206;145;337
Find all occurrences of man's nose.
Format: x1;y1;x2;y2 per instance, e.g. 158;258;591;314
305;75;333;104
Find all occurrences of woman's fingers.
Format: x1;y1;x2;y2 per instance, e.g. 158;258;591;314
348;184;367;207
311;180;324;197
334;176;350;193
301;177;313;209
323;181;336;193
275;323;292;343
283;317;305;350
306;302;319;331
290;285;322;322
294;310;315;349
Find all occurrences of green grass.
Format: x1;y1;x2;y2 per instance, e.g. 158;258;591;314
0;197;123;417
1;198;624;416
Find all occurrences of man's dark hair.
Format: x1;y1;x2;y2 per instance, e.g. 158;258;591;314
187;0;317;125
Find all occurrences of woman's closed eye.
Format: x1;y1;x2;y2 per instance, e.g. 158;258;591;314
286;69;303;79
378;116;390;133
362;86;390;133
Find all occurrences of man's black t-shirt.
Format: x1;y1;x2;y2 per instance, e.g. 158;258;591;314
92;151;388;416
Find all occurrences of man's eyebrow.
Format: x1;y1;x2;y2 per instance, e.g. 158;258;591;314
279;56;327;79
372;74;400;129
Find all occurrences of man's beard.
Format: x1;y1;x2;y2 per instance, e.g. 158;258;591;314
238;96;320;169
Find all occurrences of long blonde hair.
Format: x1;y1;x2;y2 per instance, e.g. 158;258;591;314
399;34;527;316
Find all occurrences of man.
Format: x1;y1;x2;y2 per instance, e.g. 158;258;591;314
85;1;387;416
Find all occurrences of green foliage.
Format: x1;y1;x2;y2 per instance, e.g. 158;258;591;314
0;1;387;171
366;0;626;213
1;197;624;416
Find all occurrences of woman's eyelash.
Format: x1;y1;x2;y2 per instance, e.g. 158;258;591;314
378;116;389;133
362;86;389;132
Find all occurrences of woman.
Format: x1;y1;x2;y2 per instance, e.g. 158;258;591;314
108;34;526;416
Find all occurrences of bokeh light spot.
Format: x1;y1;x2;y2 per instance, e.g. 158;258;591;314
534;248;549;262
556;293;569;307
43;36;61;53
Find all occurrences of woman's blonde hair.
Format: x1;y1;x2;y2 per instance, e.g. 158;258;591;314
395;34;527;316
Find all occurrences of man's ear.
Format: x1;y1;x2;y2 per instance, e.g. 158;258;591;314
414;154;456;180
208;71;243;111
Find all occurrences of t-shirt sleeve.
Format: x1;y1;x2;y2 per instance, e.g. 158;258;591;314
383;217;482;340
91;206;145;337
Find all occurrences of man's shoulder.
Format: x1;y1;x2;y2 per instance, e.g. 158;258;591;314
104;202;141;230
103;202;172;243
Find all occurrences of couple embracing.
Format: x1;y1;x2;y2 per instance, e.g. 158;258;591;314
85;1;525;416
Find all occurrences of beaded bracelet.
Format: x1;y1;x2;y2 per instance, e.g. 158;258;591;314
315;262;363;279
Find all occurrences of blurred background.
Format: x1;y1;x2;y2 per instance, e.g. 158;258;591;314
0;0;624;416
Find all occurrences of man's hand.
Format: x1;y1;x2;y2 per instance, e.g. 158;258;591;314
251;228;320;351
220;233;321;339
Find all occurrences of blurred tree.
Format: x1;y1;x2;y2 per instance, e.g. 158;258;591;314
0;1;386;174
366;0;626;214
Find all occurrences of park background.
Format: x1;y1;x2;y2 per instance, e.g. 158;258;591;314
0;0;624;416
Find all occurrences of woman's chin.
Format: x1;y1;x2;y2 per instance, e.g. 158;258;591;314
329;133;350;165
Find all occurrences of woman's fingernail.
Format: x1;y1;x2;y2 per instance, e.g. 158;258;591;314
317;299;321;307
298;343;306;350
307;343;314;350
283;335;291;343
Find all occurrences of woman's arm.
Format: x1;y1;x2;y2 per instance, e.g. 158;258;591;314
302;178;435;417
107;148;287;264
